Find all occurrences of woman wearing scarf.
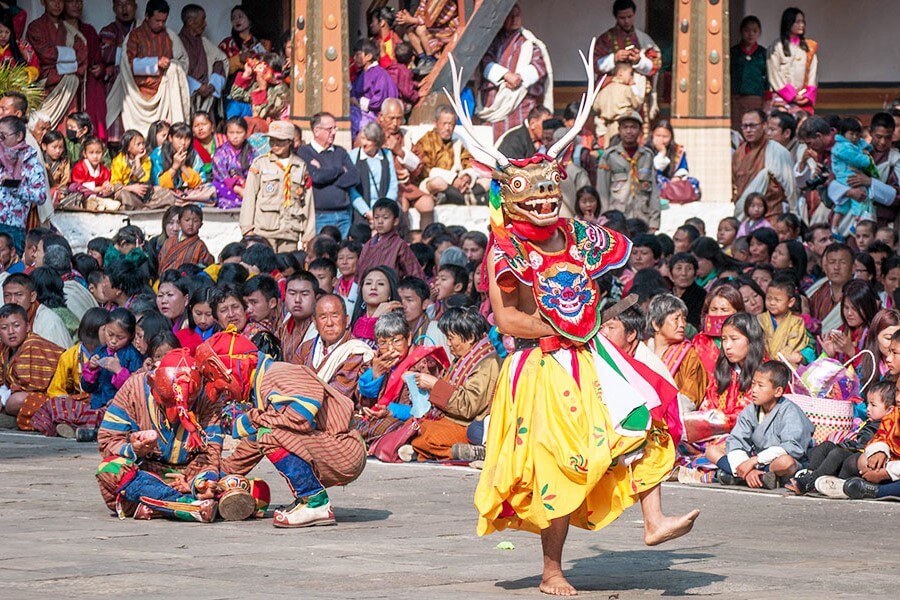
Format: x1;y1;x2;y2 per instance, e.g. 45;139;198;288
0;116;48;255
690;284;745;374
355;310;448;446
407;307;500;461
679;313;766;476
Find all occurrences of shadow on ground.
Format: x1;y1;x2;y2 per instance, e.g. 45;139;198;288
497;546;725;596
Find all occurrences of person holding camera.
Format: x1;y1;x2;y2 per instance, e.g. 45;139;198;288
732;108;796;220
0;116;49;256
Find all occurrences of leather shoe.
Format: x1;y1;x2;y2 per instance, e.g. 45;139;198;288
843;477;879;500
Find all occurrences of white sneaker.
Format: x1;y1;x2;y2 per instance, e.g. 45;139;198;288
814;476;848;498
273;501;336;528
397;444;415;463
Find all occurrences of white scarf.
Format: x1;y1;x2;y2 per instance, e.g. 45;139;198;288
477;28;553;124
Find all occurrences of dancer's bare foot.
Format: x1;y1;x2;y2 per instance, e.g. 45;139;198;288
644;509;700;546
540;570;577;596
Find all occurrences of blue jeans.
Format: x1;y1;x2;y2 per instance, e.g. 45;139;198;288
0;224;25;255
315;209;352;239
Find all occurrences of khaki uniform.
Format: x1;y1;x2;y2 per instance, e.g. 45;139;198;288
597;143;660;229
240;153;316;251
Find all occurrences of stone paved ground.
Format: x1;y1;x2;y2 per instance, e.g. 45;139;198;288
1;430;898;600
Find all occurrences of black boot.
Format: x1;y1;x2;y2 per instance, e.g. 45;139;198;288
843;477;879;500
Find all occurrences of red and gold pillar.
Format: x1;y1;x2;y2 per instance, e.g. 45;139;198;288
290;0;349;128
671;0;732;204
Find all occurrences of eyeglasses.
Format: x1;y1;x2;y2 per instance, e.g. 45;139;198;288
741;122;762;129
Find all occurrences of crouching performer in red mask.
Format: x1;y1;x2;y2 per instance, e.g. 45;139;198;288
196;331;366;528
95;348;223;522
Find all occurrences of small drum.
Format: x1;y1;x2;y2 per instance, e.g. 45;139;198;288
217;474;256;521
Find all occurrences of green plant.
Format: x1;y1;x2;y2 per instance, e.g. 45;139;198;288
0;62;45;115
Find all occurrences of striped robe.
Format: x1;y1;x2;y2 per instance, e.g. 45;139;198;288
95;373;223;513
277;316;315;365
157;234;215;273
126;20;173;98
221;358;366;489
0;333;64;430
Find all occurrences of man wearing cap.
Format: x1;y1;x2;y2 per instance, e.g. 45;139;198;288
240;121;316;252
597;110;660;229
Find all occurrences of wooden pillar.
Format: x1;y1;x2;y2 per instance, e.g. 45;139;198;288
290;0;349;130
671;0;732;205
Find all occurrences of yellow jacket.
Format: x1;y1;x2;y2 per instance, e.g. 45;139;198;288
110;154;152;186
46;344;89;399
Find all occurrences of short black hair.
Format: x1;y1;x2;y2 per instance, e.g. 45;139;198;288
756;361;790;390
318;225;342;243
372;198;401;219
181;3;204;23
108;307;137;338
839;117;863;136
77;307;112;349
865;240;893;256
1;90;27;115
3;272;34;292
870;112;895;132
338;239;362;257
146;0;171;17
768;111;797;138
632;233;662;259
410;242;435;277
740;15;762;30
242;274;280;301
217;262;249;286
867;380;897;408
397;276;430;302
669;252;698;271
676;224;701;244
147;331;182;358
309;257;337;278
823;242;853;259
219;242;247;263
241;243;278;273
768;273;799;298
438;307;490;342
286;269;321;293
656;233;674;258
73;253;99;280
438;263;469;290
348;222;372;243
0;303;27;321
87;237;113;258
614;306;645;336
179;204;203;222
613;0;637;16
312;236;339;262
354;38;379;57
210;283;246;313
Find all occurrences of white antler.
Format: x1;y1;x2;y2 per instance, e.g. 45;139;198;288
442;54;510;169
547;38;606;160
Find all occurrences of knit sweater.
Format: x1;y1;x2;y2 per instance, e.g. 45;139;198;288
297;143;361;212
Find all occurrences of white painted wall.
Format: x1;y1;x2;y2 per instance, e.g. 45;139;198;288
18;0;236;47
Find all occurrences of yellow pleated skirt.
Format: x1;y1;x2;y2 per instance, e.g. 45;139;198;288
474;346;675;535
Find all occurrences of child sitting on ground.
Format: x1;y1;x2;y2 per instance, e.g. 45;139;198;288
356;198;426;281
212;117;256;209
30;308;110;439
79;308;143;441
110;129;167;210
156;205;215;273
757;275;813;366
706;361;815;489
789;380;893;496
149;122;217;204
68;137;117;212
41;131;70;206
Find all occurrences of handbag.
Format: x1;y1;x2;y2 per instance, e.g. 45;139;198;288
367;419;420;463
660;178;700;204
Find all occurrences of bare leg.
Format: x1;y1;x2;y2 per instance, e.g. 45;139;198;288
407;32;424;56
540;516;577;596
412;194;435;228
639;484;700;546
